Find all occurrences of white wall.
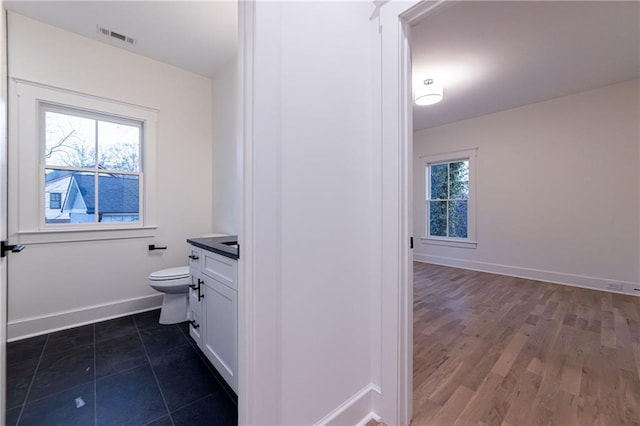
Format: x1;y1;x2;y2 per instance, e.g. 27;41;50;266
244;2;379;424
212;57;238;234
7;13;214;339
414;80;640;294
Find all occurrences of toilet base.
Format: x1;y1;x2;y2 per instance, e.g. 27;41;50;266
159;292;189;324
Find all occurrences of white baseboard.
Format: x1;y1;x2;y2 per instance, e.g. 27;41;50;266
315;383;382;426
7;294;163;341
414;253;640;297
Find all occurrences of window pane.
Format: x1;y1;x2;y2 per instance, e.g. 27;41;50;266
45;111;96;168
44;169;75;224
448;200;468;238
63;172;95;223
449;160;469;182
97;173;139;223
430;163;448;199
97;121;140;172
429;201;447;237
450;181;469;199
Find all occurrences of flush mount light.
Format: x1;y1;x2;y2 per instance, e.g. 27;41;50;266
415;79;443;106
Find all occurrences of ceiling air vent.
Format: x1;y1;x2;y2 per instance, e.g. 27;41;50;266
97;26;137;46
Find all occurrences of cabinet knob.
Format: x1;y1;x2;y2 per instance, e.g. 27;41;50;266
189;320;200;329
188;255;199;260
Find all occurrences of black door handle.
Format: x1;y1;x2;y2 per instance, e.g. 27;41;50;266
1;241;25;258
197;279;205;301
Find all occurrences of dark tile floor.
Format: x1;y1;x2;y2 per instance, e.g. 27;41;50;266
5;309;237;426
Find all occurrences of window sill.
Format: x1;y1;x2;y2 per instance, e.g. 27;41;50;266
421;237;477;249
17;226;158;244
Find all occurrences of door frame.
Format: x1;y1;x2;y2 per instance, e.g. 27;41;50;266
1;4;9;422
377;1;449;424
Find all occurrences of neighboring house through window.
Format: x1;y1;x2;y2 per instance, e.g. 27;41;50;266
43;106;142;225
422;149;477;248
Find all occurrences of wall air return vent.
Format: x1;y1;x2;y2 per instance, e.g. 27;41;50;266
97;26;137;46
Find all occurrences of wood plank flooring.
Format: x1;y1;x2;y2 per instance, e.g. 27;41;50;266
412;262;640;426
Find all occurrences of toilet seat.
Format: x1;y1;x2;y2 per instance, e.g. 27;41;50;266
149;266;190;281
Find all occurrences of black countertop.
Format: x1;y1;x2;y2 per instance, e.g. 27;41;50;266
187;235;239;260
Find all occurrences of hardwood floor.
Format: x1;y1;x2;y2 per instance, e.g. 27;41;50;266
412;262;640;426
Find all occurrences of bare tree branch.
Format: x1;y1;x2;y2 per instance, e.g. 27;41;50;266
45;129;76;159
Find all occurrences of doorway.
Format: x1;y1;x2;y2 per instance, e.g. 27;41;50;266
406;1;640;424
1;2;240;421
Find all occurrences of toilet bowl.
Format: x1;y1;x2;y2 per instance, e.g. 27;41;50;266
148;266;190;324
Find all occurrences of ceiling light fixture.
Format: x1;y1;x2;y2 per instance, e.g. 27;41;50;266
415;79;443;106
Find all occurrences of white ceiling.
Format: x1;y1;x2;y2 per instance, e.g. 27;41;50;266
4;0;237;78
412;1;640;130
4;1;638;129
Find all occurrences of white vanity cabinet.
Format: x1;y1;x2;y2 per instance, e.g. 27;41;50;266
201;274;237;391
187;243;238;394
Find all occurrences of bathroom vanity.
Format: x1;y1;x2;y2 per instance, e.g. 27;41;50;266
186;235;239;393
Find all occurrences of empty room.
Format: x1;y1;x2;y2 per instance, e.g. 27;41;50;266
410;2;640;425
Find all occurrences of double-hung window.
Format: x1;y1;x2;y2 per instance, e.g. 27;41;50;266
43;106;142;225
423;149;477;248
11;80;158;243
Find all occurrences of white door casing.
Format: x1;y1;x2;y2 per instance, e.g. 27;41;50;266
376;0;453;423
1;6;8;423
238;1;282;424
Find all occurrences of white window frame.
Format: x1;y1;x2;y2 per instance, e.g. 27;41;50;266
9;79;158;243
42;103;144;227
421;148;477;249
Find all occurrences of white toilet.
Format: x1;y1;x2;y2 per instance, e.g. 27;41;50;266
148;266;190;324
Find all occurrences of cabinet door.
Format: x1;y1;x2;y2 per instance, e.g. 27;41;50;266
202;250;236;290
188;273;204;346
202;277;238;393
